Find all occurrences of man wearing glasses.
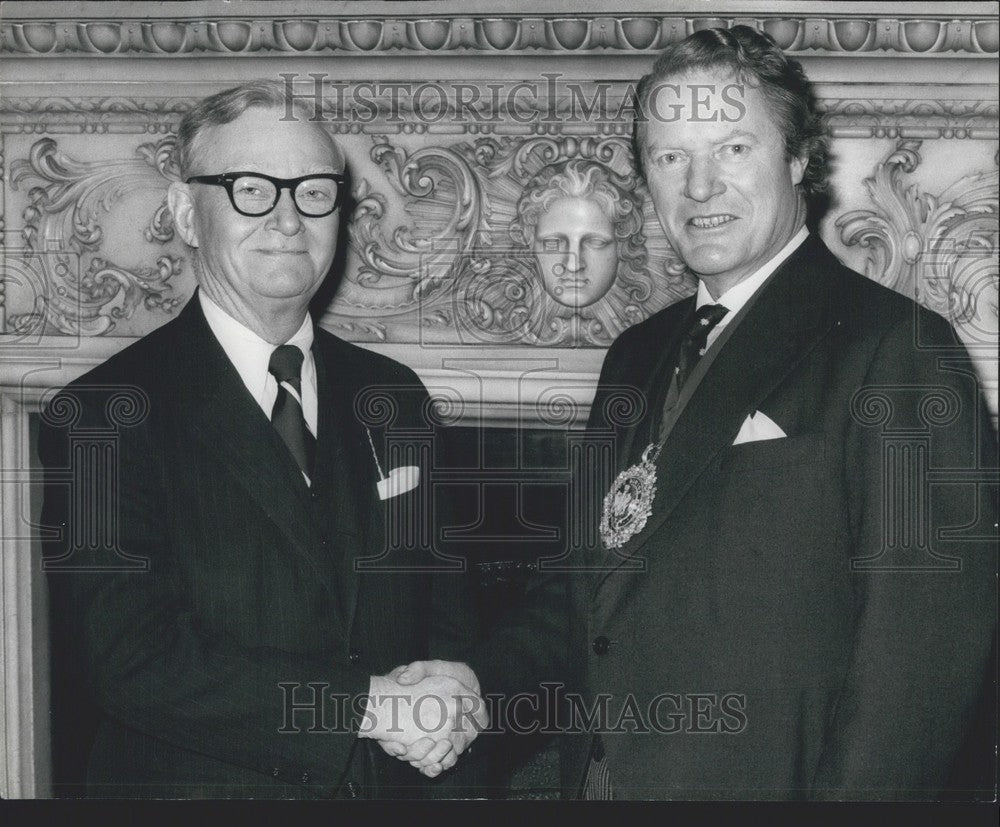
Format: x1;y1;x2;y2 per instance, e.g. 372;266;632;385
39;81;483;799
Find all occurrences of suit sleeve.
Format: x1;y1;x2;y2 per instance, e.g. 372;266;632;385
810;309;997;799
39;395;372;796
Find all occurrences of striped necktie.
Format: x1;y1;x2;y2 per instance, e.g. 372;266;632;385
268;344;315;481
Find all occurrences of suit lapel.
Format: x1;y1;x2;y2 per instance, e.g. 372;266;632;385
175;296;333;590
585;298;693;575
595;236;841;589
625;299;695;470
311;336;351;499
311;332;382;639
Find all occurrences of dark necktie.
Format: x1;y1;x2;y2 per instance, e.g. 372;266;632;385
660;303;729;438
674;303;730;391
268;344;315;481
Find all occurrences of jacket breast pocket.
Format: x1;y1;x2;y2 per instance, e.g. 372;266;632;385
719;432;826;475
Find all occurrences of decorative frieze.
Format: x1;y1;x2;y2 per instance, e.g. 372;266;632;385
2;15;997;57
6;128;996;362
2;92;997;141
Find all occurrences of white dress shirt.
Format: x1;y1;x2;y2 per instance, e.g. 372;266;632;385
696;225;809;352
198;291;318;437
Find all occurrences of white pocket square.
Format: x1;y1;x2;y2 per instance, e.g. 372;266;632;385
732;411;787;445
376;465;420;500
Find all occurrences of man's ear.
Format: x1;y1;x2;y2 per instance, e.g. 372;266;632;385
789;154;807;187
167;181;199;248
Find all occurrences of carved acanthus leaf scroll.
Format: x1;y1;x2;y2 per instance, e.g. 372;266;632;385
837;139;998;364
348;137;487;307
9;136;185;335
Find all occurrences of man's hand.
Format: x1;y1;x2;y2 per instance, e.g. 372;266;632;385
396;659;480;695
361;663;486;778
379;660;485;774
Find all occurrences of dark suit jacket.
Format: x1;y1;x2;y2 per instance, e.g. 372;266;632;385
39;295;478;799
472;236;997;800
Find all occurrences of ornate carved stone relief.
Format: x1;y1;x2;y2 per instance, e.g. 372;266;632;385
2;15;997;56
4;120;998;355
332;134;688;345
2;92;996;142
4;127;691;344
837;139;998;384
822;98;998;140
7;135;187;336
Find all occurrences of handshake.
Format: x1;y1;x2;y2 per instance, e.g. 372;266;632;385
361;659;487;778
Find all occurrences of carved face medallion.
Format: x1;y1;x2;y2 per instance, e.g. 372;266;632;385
532;196;618;308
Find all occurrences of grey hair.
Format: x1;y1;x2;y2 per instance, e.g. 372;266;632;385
174;80;322;178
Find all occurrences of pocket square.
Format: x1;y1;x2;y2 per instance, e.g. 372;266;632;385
376;465;420;500
732;411;787;445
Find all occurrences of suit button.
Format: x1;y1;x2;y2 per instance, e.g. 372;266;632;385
271;767;280;778
346;780;361;798
349;649;362;665
592;636;610;656
310;488;320;500
301;771;311;784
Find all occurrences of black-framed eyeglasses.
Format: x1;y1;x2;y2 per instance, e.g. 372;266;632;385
185;171;346;217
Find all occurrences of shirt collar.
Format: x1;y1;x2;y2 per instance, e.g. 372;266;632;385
198;291;314;405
